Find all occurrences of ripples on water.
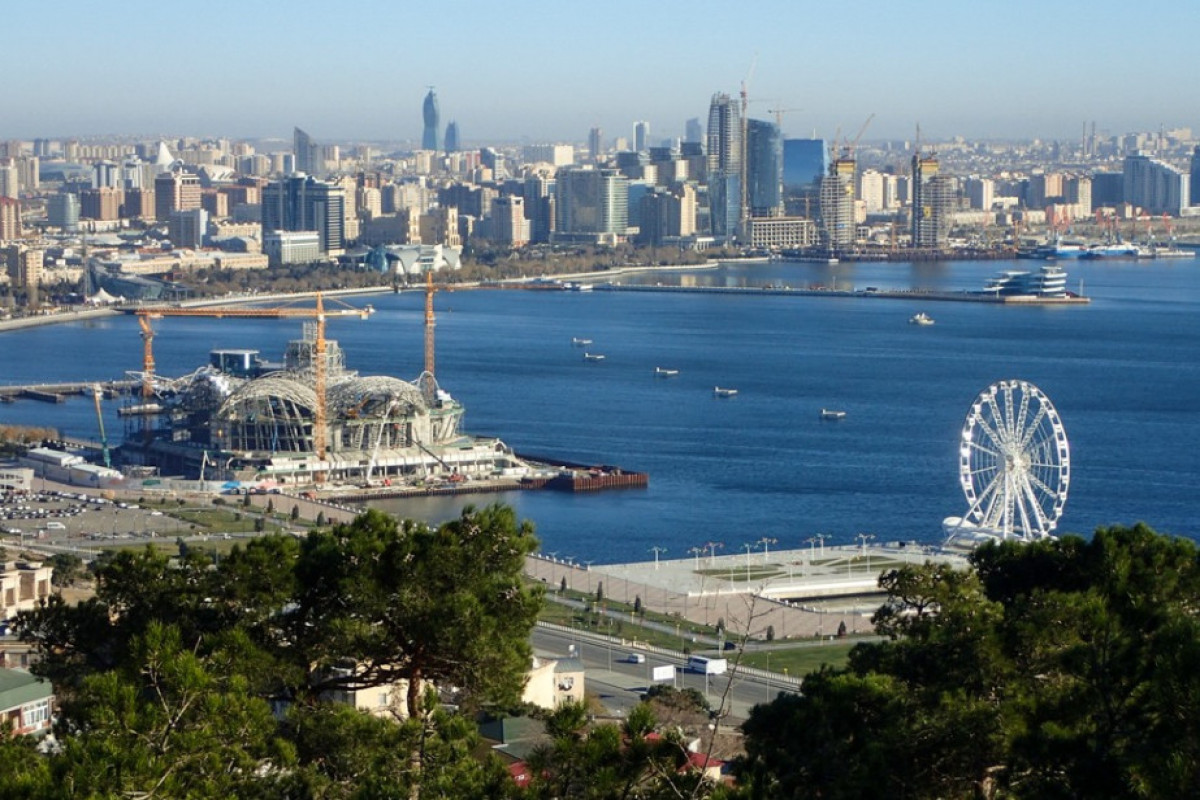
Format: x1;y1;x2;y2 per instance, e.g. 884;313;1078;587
2;258;1198;563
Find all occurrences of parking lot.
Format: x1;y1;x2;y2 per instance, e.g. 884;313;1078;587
1;484;226;555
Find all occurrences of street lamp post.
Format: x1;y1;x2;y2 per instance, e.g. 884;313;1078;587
856;533;875;574
758;536;777;563
742;542;755;582
650;546;667;570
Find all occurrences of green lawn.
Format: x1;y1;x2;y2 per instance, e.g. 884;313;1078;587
738;640;860;677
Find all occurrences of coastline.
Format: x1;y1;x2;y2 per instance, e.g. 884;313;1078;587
0;260;736;334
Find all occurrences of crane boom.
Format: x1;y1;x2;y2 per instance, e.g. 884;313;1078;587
133;292;373;467
92;385;111;469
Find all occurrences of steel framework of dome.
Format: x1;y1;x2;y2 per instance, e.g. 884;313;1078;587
217;373;318;454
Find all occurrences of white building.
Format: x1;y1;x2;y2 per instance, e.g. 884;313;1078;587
263;230;321;266
1123;154;1189;215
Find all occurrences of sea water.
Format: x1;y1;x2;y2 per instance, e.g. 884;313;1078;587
2;258;1197;563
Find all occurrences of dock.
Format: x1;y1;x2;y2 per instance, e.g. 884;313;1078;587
0;380;139;402
596;283;1090;305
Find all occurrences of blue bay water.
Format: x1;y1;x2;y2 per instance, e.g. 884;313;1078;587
1;258;1198;563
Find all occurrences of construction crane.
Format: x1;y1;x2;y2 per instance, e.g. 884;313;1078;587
91;384;111;469
846;113;875;159
738;53;758;241
134;292;373;464
767;107;803;131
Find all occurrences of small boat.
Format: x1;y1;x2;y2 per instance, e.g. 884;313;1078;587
909;312;935;326
584;353;606;362
571;337;593;346
713;387;738;398
654;367;679;377
819;409;846;421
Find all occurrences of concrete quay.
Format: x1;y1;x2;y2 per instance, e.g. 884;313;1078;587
524;543;969;641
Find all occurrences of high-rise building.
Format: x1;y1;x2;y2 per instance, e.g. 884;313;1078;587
1191;146;1200;207
685;118;703;145
80;187;123;220
911;154;952;249
819;159;856;248
492;195;529;246
782;139;828;216
262;175;347;255
746;119;782;217
634;121;650;153
1124;153;1189;215
444;121;460;153
706;93;741;237
588;127;603;163
47;193;80;231
422;89;441;152
523;175;555;244
154;171;202;221
0;197;20;241
123;188;155;219
169;208;209;249
523;144;575;167
294;127;318;175
553;167;628;243
0;162;18;199
964;177;995;211
5;244;42;302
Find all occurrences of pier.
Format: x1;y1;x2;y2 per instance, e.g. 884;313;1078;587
595;283;1090;305
0;380;139;403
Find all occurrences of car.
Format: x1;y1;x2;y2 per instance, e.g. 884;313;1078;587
626;653;645;664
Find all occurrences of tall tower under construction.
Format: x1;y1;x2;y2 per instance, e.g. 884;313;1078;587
911;152;952;249
819;157;856;249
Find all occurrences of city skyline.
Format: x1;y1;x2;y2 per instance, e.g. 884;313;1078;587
5;0;1199;144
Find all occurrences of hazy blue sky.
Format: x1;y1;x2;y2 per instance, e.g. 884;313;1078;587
7;0;1198;144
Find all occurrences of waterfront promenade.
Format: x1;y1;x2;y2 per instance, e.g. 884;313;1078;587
524;545;969;641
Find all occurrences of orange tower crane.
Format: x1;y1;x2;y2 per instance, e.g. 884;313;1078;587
134;292;373;463
424;268;436;380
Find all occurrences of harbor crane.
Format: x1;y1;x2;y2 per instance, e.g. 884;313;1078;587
91;384;111;469
133;292;373;463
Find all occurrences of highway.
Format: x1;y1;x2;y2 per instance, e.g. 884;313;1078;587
531;624;798;723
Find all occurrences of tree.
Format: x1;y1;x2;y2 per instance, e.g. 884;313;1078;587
315;511;326;527
560;576;567;593
737;524;1200;799
634;595;643;615
289;505;542;717
49;553;83;587
50;621;289;799
595;581;604;603
290;504;300;521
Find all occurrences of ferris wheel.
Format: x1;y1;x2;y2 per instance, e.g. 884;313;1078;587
944;380;1070;544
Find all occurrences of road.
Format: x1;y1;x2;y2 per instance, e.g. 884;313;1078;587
531;625;797;723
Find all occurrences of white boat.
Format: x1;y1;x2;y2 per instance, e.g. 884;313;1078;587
909;312;935;326
654;367;679;377
571;337;593;346
713;386;738;398
583;353;606;362
819;408;846;421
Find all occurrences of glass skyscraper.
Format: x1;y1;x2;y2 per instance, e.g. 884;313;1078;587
444;121;459;153
706;93;741;238
422;89;441;152
782;138;828;216
746;119;782;217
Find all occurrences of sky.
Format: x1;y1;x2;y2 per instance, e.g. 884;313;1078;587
6;0;1199;146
